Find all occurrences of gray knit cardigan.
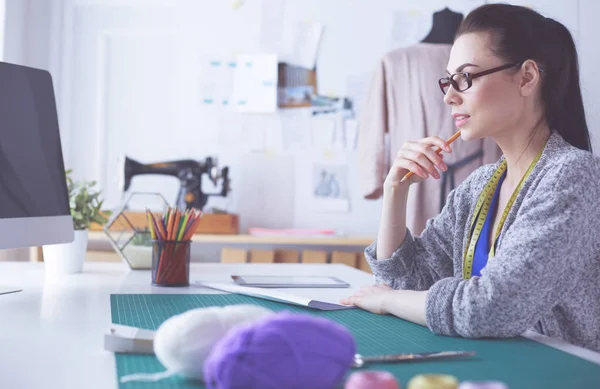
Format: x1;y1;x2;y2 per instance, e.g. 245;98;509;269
365;131;600;352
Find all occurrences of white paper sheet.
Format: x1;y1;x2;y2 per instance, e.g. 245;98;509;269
280;20;324;69
232;54;278;113
263;115;284;154
281;111;312;152
198;58;220;105
346;73;371;117
198;56;236;106
196;281;354;311
236;153;295;230
231;0;245;10
311;117;336;148
219;112;264;152
344;118;358;151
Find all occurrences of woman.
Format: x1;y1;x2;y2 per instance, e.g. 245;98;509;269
341;3;600;352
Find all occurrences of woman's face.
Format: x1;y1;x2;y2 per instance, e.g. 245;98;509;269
444;32;524;141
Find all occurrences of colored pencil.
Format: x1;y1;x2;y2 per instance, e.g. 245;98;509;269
146;211;156;240
146;207;204;285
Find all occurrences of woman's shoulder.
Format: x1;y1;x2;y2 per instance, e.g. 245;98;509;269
540;132;600;186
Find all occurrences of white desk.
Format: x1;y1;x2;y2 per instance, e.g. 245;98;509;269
0;262;598;389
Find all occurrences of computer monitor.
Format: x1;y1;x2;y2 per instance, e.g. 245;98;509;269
0;62;74;258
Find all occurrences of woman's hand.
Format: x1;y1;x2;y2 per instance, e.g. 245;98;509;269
340;284;394;314
341;286;429;326
384;136;452;189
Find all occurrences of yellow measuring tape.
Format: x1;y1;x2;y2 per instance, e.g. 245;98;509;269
462;147;544;279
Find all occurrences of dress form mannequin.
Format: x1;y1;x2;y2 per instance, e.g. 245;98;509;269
421;7;464;44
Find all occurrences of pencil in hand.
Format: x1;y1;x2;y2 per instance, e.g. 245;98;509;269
399;130;461;183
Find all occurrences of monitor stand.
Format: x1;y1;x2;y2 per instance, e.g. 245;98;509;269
0;287;22;295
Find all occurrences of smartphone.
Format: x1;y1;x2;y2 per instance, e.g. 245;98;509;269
231;275;350;288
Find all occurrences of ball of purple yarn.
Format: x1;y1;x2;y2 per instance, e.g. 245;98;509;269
203;312;356;389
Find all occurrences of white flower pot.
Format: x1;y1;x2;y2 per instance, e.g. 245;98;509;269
43;229;88;275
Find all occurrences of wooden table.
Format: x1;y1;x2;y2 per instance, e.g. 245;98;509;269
31;232;377;271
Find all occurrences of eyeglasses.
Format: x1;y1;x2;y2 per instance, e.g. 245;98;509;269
438;62;522;95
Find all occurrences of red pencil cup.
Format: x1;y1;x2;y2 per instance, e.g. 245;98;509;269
151;240;191;286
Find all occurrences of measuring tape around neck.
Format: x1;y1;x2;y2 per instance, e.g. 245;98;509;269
462;148;544;279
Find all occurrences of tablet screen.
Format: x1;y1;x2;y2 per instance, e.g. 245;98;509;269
231;275;349;288
237;276;343;285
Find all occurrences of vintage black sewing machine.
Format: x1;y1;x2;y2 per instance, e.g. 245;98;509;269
121;156;230;211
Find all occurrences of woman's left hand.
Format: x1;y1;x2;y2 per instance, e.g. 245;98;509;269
340;284;394;314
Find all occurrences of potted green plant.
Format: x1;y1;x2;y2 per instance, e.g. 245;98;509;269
43;170;111;274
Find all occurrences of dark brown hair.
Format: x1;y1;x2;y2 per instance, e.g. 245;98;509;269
456;4;591;152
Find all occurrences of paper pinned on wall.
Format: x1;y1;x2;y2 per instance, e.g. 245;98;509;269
219;112;265;153
280;20;324;69
310;161;350;213
198;58;220;105
332;114;347;150
390;9;428;48
220;59;236;105
243;115;267;153
312;112;352;150
231;0;245;10
311;117;336;149
346;73;371;117
262;115;284;155
198;56;236;105
260;0;286;53
232;54;278;113
237;153;296;230
219;112;243;149
344;118;358;151
282;111;312;152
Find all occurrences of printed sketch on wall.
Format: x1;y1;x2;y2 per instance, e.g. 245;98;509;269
311;164;350;212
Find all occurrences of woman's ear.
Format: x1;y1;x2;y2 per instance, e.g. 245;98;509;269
519;59;542;97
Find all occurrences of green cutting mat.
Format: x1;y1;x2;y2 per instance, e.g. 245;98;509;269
111;294;600;389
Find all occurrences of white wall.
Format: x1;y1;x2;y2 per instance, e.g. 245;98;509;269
25;0;489;238
2;0;600;257
3;0;53;70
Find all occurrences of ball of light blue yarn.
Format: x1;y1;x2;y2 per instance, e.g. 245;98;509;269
203;312;356;389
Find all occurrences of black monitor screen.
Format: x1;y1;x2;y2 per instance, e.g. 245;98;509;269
0;62;70;219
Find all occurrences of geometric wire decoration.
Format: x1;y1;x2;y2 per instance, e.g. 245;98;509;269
104;192;169;270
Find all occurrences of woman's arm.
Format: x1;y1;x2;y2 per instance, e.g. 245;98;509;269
365;176;468;291
375;186;409;259
376;137;451;260
340;285;427;326
366;137;459;291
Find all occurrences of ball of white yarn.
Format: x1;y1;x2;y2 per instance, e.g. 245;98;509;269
153;304;273;380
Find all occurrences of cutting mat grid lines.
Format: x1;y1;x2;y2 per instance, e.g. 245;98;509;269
111;294;600;389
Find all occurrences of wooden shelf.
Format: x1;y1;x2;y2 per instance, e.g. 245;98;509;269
88;231;374;247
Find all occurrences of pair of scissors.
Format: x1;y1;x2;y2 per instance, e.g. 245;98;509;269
352;350;476;368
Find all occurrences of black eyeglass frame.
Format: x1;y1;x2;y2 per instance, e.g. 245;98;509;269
438;62;534;95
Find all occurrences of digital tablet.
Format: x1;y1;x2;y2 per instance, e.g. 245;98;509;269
231;275;350;288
